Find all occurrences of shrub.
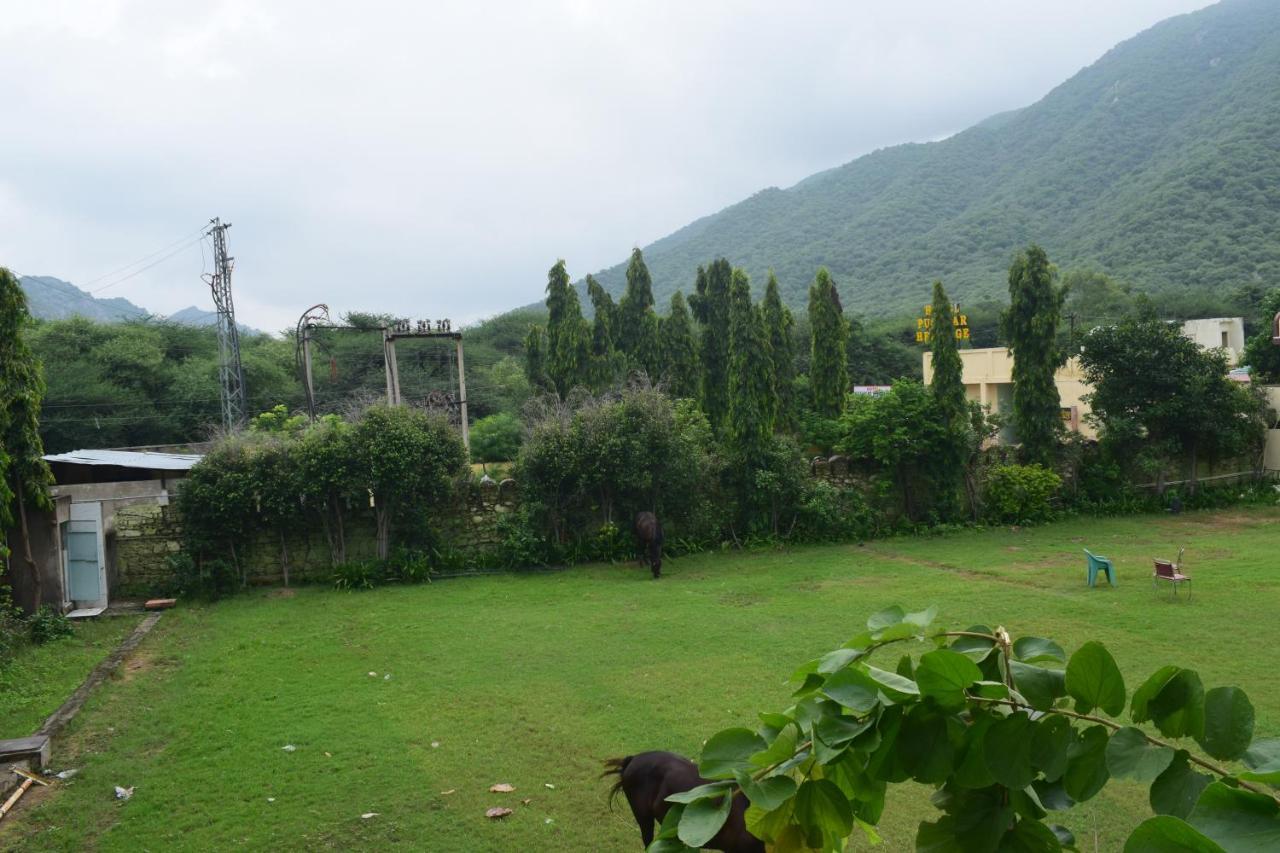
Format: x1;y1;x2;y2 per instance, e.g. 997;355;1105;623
169;553;240;601
26;606;73;644
470;412;523;465
983;463;1062;523
331;560;381;591
793;480;879;542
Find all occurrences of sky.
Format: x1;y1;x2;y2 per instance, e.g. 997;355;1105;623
0;0;1213;334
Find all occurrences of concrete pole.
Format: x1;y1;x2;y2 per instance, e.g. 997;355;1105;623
455;335;470;453
302;326;317;421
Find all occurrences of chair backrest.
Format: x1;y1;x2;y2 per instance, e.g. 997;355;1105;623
1083;549;1096;561
1154;560;1175;578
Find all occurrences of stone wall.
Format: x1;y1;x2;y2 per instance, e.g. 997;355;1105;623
112;479;520;595
113;503;184;597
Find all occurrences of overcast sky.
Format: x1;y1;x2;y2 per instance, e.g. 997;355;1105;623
1;0;1213;333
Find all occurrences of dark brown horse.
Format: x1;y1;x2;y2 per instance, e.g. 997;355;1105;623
634;511;664;578
604;752;763;852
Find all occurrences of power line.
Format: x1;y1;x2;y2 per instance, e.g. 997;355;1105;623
79;225;208;289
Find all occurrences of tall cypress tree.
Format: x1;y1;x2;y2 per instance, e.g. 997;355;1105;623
523;324;552;393
543;260;591;396
808;267;848;418
1001;245;1064;466
585;275;623;391
727;270;775;459
0;267;54;600
617;248;660;374
690;259;733;433
929;280;968;517
762;272;796;431
659;292;699;399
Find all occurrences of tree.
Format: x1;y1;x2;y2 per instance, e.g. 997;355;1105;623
928;281;968;517
1242;288;1280;383
543;260;591;396
691;260;733;433
659;291;699;399
523;324;552;393
586;274;624;390
808;267;848;418
1079;316;1268;494
470;412;523;466
349;405;467;561
727;270;776;460
1002;245;1064;466
762;272;796;431
617;248;660;374
660;606;1279;853
0;268;54;603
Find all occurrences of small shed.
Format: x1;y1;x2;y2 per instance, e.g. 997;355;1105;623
4;449;202;616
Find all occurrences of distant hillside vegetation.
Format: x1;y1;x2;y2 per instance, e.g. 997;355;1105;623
587;0;1280;315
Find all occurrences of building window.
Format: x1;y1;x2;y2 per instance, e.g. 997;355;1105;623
1222;331;1229;348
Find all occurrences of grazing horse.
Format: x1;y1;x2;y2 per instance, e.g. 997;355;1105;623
634;511;664;579
603;752;763;852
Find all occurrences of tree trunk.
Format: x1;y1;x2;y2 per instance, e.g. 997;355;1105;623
279;529;290;587
230;540;244;587
375;506;390;561
16;474;40;607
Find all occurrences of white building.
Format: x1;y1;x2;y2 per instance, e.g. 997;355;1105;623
1180;317;1245;365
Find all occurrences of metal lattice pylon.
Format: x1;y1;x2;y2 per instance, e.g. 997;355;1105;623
204;218;247;429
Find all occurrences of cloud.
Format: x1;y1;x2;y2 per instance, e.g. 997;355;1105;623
0;0;1211;332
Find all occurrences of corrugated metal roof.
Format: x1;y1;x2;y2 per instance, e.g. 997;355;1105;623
42;449;204;470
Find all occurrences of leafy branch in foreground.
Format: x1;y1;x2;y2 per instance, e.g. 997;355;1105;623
649;606;1280;852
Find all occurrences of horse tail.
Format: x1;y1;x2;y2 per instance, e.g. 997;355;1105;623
602;756;633;810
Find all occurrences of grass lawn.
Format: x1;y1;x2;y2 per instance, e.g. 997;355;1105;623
1;507;1277;851
0;615;140;740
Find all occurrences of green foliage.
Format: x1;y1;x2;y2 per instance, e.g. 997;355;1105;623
544;260;593;396
983;464;1062;524
586;275;625;390
658;291;699;399
1242;288;1280;383
470;412;522;464
928;281;969;517
617;249;661;375
331;560;381;591
690;260;733;434
25;606;73;645
167;553;239;601
248;404;307;435
522;323;552;393
763;272;797;431
669;606;1280;853
1078;316;1268;490
1002;245;1065;466
808;268;848;418
727;269;776;460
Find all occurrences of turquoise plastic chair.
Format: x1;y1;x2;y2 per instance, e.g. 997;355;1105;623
1084;549;1116;588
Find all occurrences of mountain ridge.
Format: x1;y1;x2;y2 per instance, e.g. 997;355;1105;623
17;274;260;333
584;0;1280;316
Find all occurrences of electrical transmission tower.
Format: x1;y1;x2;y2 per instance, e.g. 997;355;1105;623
204;217;247;430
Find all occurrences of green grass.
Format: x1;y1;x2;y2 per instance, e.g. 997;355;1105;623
0;615;140;740
2;507;1278;851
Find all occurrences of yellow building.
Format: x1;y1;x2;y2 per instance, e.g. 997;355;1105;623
921;347;1095;442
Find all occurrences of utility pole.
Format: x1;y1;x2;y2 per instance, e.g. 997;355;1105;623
205;218;247;430
455;334;469;452
295;304;330;421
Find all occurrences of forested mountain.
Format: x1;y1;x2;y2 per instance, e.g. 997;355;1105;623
586;0;1280;315
18;275;148;322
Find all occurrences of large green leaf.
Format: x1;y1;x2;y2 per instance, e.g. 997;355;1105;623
985;712;1036;789
1065;641;1126;716
899;710;955;784
1150;751;1213;819
665;781;734;804
1148;669;1206;740
793;779;854;849
1014;637;1067;665
950;625;997;663
815;712;873;748
1240;738;1280;785
821;666;881;713
1195;687;1254;762
1000;817;1064;852
904;605;939;628
954;713;998;790
1132;665;1181;724
915;648;983;708
1011;660;1068;712
1064;725;1110;802
865;665;921;701
677;791;732;848
1124;816;1226;852
1031;715;1074;783
867;606;905;632
1187;781;1280;852
751;723;799;769
735;772;797;812
699;727;767;779
817;647;866;675
1107;726;1176;782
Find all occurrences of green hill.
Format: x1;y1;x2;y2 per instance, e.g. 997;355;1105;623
587;0;1280;316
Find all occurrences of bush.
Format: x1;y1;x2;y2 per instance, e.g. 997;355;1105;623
983;463;1062;523
169;553;239;601
26;606;73;645
470;412;523;464
793;480;879;542
332;560;381;591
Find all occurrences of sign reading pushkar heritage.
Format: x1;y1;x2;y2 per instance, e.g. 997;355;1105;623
916;303;969;344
